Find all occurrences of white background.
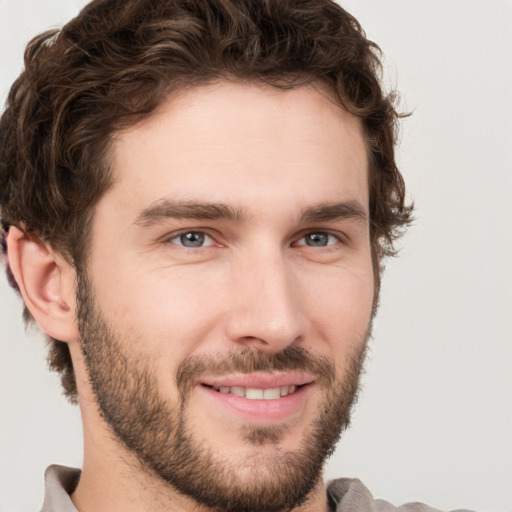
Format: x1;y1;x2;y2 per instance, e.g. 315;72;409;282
0;1;510;511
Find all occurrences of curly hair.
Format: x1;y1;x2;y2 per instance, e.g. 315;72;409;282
0;0;412;402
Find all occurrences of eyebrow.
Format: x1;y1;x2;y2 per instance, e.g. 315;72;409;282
134;199;247;226
299;201;368;224
133;198;368;227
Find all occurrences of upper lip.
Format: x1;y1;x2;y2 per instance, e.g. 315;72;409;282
199;372;315;389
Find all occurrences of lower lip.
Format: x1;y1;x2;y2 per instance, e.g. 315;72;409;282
198;384;312;424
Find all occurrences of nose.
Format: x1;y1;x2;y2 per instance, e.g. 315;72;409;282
224;251;307;352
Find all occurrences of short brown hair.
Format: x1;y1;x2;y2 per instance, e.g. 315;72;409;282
0;0;412;401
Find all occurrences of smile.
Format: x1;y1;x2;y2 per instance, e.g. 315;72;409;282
197;374;314;423
209;385;299;400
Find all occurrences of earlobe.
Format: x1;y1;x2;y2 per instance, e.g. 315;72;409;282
6;226;79;343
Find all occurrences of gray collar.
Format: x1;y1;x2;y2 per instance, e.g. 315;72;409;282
41;465;80;512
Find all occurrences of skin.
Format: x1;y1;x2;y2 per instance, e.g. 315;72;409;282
8;81;374;512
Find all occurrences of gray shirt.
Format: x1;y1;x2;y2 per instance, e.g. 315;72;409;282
40;465;474;512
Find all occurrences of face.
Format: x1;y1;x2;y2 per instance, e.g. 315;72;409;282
78;81;374;512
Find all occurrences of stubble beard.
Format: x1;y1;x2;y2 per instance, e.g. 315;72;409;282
77;272;370;512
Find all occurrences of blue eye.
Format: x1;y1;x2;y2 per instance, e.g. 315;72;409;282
296;232;338;247
170;231;214;248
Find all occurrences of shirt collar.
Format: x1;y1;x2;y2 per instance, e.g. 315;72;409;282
41;465;81;512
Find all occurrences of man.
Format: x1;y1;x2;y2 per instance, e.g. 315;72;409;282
0;1;475;511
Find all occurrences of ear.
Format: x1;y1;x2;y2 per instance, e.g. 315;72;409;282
6;226;79;343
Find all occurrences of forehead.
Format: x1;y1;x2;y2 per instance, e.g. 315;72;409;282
103;80;368;219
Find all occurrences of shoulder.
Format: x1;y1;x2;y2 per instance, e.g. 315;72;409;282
327;478;475;512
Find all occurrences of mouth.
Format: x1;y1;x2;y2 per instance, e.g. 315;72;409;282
203;384;301;400
196;373;315;423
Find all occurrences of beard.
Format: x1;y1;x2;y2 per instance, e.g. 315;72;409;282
77;271;370;512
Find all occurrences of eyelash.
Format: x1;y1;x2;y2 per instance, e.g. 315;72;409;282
167;231;217;248
293;231;341;248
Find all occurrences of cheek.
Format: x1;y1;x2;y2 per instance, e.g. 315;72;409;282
300;260;374;350
91;260;227;357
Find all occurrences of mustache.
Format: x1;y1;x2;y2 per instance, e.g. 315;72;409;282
176;345;336;397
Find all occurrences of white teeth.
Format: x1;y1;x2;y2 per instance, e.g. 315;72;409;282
230;386;245;397
213;384;299;399
246;388;264;399
263;387;281;400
